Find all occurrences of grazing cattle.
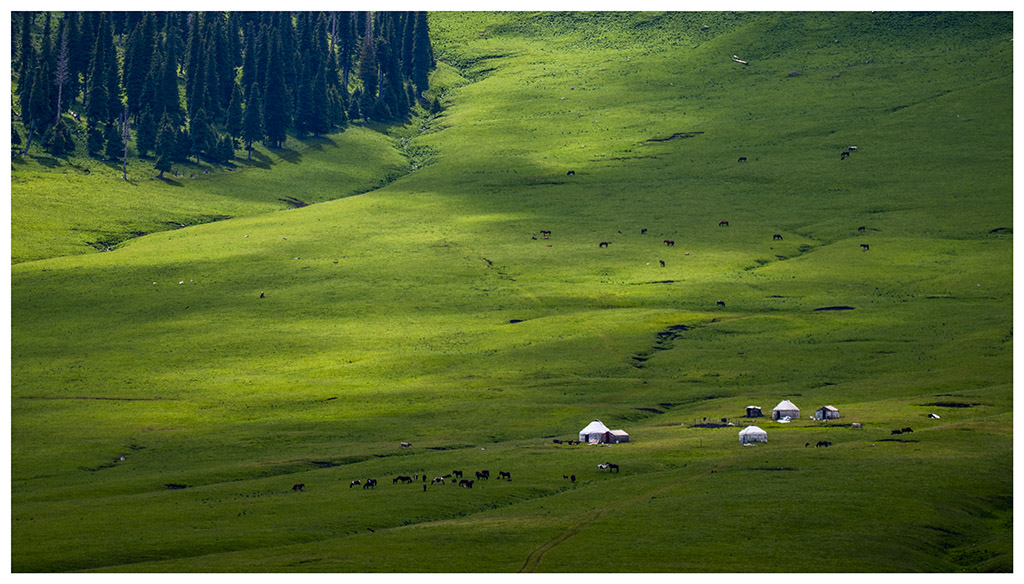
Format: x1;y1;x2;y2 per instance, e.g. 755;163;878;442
459;479;474;488
563;474;570;480
452;470;463;478
599;241;610;248
805;442;810;448
659;260;666;267
841;151;850;160
719;220;729;227
858;226;866;232
597;463;608;470
664;239;675;246
816;441;832;448
571;474;576;482
928;413;941;419
891;429;903;435
350;480;361;488
861;243;870;251
606;462;620;472
400;442;411;448
292;483;305;491
567;170;575;176
848;146;858;151
773;234;783;241
641;228;648;234
476;470;490;480
423;484;427;492
363;478;377;489
852;423;863;429
716;300;726;307
552;439;563;444
737;157;747;162
540;230;552;237
902;427;914;433
393;475;413;484
498;471;511;480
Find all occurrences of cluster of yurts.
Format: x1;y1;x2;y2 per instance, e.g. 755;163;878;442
740;399;840;443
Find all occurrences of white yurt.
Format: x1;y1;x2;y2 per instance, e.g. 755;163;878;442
739;425;768;443
815;405;840;420
772;399;800;420
579;420;613;443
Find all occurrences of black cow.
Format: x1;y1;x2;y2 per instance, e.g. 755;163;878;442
552;439;563;444
716;300;726;307
567;170;575;176
453;470;463;478
606;463;619;473
659;260;666;267
719;220;729;227
476;470;490;480
891;429;903;435
816;441;832;448
459;479;475;488
773;234;783;241
599;241;610;248
540;230;551;237
902;427;914;433
664;240;674;246
841;151;850;160
861;243;870;251
498;471;511;480
363;478;377;489
738;157;747;162
393;475;413;484
571;474;576;482
641;228;648;234
858;226;866;232
350;480;361;488
292;483;305;491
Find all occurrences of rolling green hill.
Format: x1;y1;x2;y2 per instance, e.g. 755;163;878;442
10;12;1012;572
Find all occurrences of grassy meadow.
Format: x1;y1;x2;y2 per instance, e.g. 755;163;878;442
10;12;1012;572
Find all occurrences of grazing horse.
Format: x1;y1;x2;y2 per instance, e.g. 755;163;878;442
292;483;305;491
476;470;490;480
350;480;361;488
599;241;610;248
452;470;463;478
773;234;783;241
664;239;675;246
816;441;831;448
737;157;747;162
858;226;866;232
459;479;474;488
567;170;575;176
498;471;511;480
363;478;377;489
861;243;870;251
902;427;913;433
606;462;620;472
394;475;413;484
841;151;850;160
659;260;666;267
719;220;729;227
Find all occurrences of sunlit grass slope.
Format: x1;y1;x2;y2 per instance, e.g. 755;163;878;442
11;12;1012;572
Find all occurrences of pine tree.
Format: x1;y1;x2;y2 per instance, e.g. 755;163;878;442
262;34;289;148
189;108;214;163
241;84;264;159
358;14;378;119
45;117;75;156
123;12;155;118
86;121;104;156
135;106;157;157
154;114;177;178
225;82;244;138
410;12;432;95
104;118;121;159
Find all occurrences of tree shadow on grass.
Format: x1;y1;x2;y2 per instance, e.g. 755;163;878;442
271;144;303;164
236;150;273;170
295;135;338;151
156;176;184;187
28;154;62;168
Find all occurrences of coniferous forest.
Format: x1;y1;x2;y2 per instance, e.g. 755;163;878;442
12;11;435;174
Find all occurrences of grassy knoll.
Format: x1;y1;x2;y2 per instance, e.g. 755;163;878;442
10;12;1012;572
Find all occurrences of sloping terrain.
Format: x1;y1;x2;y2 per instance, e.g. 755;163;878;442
10;12;1012;572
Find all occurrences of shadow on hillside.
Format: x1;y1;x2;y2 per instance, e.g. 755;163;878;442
157;176;183;187
295;135;338;151
29;154;62;168
237;151;273;170
272;145;303;164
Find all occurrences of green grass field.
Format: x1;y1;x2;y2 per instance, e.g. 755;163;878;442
10;12;1012;572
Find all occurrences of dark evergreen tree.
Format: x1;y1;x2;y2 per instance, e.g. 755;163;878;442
214;134;234;163
123;12;155;118
240;21;258;101
241;85;264;159
358;15;377;120
189;108;214;163
135;106;157;157
104;118;122;159
410;11;432;95
86;122;104;156
154;114;177;178
16;12;34;101
45;117;75;155
12;124;23;148
262;34;289;147
225;82;244;137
